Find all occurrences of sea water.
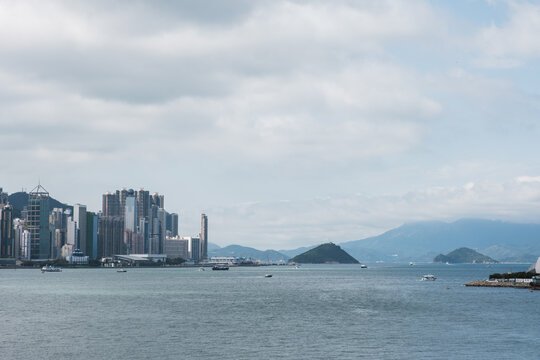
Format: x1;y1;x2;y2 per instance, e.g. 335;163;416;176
0;264;538;359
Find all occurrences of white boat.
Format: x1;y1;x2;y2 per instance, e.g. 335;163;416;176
265;274;272;278
199;267;205;271
421;274;436;281
409;261;414;266
41;265;62;273
360;264;367;268
117;268;127;273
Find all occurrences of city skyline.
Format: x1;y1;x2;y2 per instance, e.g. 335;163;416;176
2;1;540;249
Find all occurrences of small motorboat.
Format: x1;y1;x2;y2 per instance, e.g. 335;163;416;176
117;268;127;273
265;274;272;278
360;264;367;268
421;274;436;281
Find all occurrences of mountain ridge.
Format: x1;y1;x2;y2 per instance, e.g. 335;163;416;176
340;218;540;262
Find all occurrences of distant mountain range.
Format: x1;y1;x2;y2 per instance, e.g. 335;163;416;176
278;245;317;258
208;244;289;262
339;219;540;263
209;219;540;264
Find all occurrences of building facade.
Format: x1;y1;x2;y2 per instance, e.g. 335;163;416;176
201;213;208;260
164;236;188;259
0;204;13;257
27;184;50;259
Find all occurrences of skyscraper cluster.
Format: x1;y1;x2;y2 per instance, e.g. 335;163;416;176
0;184;208;263
100;188;168;256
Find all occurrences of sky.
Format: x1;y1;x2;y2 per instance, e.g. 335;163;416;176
1;0;540;250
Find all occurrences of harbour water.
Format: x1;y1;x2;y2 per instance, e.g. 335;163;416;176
1;264;538;359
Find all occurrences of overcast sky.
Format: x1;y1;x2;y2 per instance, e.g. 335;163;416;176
1;0;540;249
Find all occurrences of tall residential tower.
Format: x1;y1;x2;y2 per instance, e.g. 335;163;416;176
28;184;50;259
201;214;208;260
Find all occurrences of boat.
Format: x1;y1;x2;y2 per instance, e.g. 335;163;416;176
409;261;414;266
421;274;436;281
41;265;62;273
265;274;272;278
212;264;229;271
360;264;367;268
117;268;127;273
199;267;205;271
294;265;300;269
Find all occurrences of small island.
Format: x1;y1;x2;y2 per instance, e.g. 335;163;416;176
433;247;498;264
289;242;359;264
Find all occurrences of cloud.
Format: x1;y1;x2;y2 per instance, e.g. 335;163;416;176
1;0;540;251
474;1;540;67
516;176;540;183
0;1;445;165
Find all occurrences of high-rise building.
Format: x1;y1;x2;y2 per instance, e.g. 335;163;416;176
20;229;31;260
171;213;179;237
124;196;137;232
201;214;208;260
86;211;98;259
151;192;164;209
117;188;129;215
66;217;77;247
187;236;201;262
97;216;125;258
136;189;150;223
27;184;50;259
149;204;160;254
73;204;87;253
1;204;13;257
139;217;149;253
13;218;27;259
49;208;66;259
158;207;166;254
0;187;8;205
102;192;119;217
124;196;138;254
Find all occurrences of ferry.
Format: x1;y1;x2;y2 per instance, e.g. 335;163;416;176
41;265;62;273
421;274;436;281
212;264;229;271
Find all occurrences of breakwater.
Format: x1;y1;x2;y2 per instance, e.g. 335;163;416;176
465;280;531;289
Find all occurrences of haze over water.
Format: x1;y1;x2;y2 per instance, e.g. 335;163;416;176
1;264;538;359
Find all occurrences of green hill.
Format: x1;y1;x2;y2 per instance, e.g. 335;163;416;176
289;243;359;264
433;247;498;264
